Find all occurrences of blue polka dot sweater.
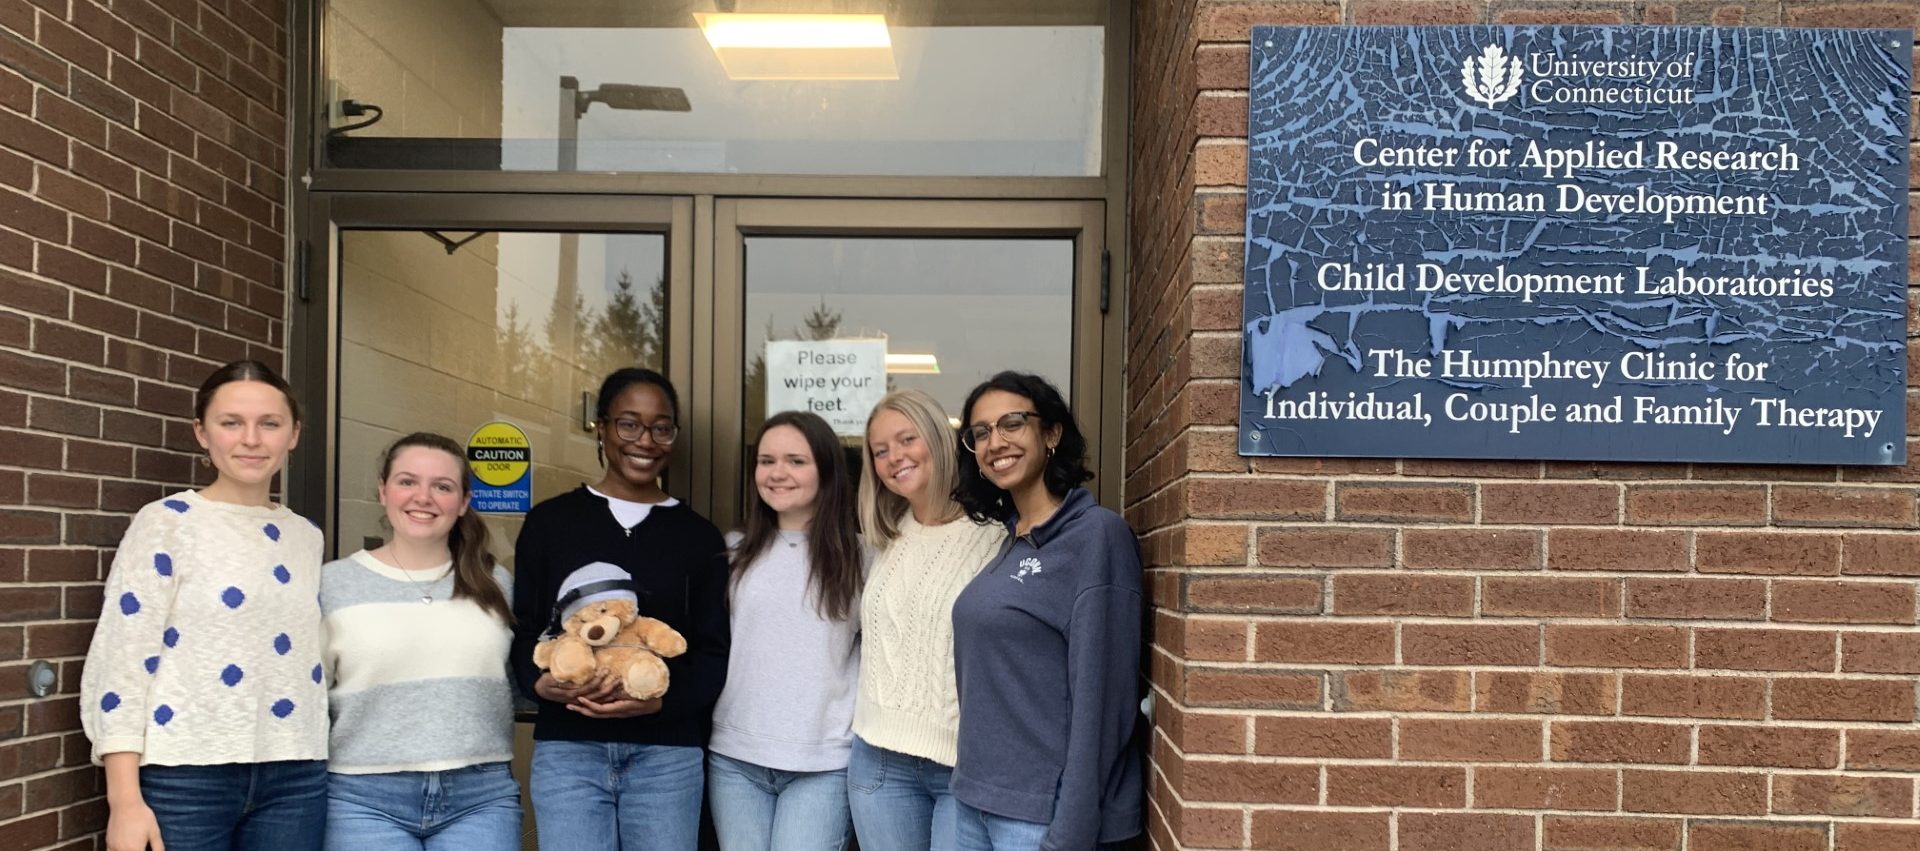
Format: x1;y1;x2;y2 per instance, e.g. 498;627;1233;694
79;490;328;766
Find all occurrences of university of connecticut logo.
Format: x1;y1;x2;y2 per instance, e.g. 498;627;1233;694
1460;43;1523;107
1013;557;1043;583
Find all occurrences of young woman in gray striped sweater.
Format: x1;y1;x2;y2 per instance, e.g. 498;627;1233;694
318;432;520;850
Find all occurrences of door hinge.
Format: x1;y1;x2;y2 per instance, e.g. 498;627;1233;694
295;239;311;303
1099;249;1110;315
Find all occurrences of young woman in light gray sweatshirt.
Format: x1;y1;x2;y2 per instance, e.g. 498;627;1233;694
708;411;867;851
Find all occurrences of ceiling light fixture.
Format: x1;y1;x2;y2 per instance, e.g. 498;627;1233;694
694;13;899;80
885;352;940;374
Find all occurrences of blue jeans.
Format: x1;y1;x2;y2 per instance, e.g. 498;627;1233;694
706;751;850;851
530;740;704;851
324;762;522;851
953;801;1128;851
845;736;956;851
141;760;327;851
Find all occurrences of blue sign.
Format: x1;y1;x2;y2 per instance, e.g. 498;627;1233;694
467;421;532;513
1240;26;1911;464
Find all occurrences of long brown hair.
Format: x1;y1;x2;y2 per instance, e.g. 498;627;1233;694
378;432;513;624
734;411;863;621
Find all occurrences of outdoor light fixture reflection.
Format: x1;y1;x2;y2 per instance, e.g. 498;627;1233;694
571;80;692;120
693;13;899;80
885;353;940;374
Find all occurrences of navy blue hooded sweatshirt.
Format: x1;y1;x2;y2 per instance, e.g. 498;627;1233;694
951;487;1143;849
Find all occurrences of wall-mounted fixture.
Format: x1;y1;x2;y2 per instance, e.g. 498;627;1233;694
26;660;55;698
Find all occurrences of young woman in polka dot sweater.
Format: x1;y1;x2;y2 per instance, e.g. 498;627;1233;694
80;360;328;851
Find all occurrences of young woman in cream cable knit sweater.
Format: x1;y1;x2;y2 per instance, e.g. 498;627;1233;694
82;360;328;851
849;390;1007;851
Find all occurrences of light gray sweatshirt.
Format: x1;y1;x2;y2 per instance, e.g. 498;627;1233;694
710;530;863;772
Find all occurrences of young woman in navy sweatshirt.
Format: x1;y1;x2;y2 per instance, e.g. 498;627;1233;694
949;371;1143;851
509;368;730;851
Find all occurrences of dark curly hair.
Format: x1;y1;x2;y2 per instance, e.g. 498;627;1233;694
596;367;679;421
954;371;1092;524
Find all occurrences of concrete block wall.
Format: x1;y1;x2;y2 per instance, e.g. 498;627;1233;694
1127;2;1920;849
0;0;290;847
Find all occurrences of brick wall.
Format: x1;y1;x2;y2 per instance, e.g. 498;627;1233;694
0;0;289;848
1128;2;1920;849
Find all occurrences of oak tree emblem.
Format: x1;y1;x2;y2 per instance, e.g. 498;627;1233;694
1461;43;1523;107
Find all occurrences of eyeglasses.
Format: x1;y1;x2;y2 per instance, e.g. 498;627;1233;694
961;411;1041;452
608;418;679;445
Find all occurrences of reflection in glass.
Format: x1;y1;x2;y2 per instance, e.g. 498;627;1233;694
335;229;666;563
322;1;1105;176
741;236;1074;510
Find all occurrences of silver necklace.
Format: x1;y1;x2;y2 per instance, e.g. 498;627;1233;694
383;547;447;604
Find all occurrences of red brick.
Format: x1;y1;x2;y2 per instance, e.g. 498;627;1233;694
1620;674;1765;720
1326;765;1464;808
1400;717;1540;761
1185;574;1320;613
1495;5;1633;23
1848;729;1920;770
1195;1;1341;40
1253;621;1393;664
1185;668;1321;709
1332;573;1472;616
1333;670;1469;712
1187;478;1324;519
1476;671;1615;715
1543;816;1681;851
1351;0;1484;24
1773;485;1919;527
1548;529;1688;572
1551;720;1689;765
1697;532;1841;576
1773;774;1913;818
1687;822;1828;851
1773;677;1915;722
1625;484;1767;525
1546;625;1686;669
1843;631;1920;673
1398;812;1532;851
1403;528;1540;570
1482;576;1618;617
1837;822;1920;851
1248;811;1389;851
1403;623;1539;666
1182;759;1317;804
1183;524;1248;565
1622;769;1767;815
1480;482;1618;524
1334;482;1471;522
1694;628;1836;672
1624;577;1766;620
1845;532;1920;575
1697;725;1838;769
1475;766;1616;811
1257;526;1393;567
1181;617;1248;662
1252;716;1390;758
1193;143;1246;187
1773;579;1916;624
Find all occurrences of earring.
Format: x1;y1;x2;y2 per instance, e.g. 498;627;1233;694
1046;445;1056;458
197;454;211;468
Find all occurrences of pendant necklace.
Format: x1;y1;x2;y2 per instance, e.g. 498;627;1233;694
385;547;445;604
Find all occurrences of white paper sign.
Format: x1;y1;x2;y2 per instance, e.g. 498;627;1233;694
765;339;888;436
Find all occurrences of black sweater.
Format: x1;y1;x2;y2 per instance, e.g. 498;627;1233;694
509;486;730;746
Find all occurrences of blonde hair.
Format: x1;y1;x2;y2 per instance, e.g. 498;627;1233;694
859;389;964;549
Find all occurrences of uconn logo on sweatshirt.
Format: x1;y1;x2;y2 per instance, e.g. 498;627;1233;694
1011;557;1043;583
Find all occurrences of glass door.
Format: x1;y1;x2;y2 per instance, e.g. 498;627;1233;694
709;198;1111;530
288;194;696;557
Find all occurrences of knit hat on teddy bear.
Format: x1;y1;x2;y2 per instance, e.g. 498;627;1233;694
553;562;639;626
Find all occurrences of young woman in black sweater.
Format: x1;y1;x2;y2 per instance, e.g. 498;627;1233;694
509;368;730;851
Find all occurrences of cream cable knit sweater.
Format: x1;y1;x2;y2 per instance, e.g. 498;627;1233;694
852;513;1006;766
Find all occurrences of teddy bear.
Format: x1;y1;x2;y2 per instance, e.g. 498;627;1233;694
533;598;688;701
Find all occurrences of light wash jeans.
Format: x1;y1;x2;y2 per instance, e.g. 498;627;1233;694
141;760;327;851
705;751;851;850
953;800;1131;851
324;762;521;851
530;740;704;851
845;735;956;851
